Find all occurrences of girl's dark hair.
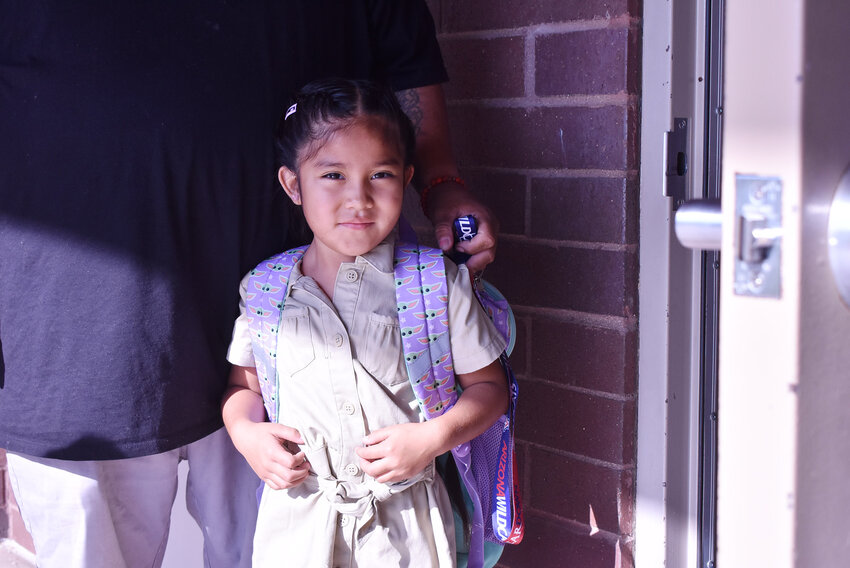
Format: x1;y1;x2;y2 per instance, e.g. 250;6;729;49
274;77;416;171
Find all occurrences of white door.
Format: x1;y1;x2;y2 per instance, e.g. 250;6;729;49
717;0;850;566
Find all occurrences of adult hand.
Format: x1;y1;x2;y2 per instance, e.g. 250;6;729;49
426;180;498;274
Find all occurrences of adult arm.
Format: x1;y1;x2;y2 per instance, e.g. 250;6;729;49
397;84;498;273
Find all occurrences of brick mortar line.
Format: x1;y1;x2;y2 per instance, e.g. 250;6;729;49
498;233;638;253
519;507;630;542
524;22;536;100
530;168;640;179
523;174;533;240
447;94;636;108
437;14;637;41
408;226;639;252
516;375;637;403
461;166;640;179
518;440;637;471
512;306;637;332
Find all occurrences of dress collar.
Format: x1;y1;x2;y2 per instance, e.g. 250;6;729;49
354;239;395;274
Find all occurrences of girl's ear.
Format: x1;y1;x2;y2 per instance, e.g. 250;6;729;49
403;165;414;189
278;166;301;205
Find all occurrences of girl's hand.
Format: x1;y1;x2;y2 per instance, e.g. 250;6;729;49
230;421;310;490
356;422;441;483
356;361;509;484
222;366;311;490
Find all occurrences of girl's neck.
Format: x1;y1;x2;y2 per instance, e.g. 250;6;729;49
300;243;354;300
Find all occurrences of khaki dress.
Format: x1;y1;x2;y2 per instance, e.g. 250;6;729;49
227;240;506;568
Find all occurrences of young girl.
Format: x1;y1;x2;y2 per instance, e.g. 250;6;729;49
222;78;509;567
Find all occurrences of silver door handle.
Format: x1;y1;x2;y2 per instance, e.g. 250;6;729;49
675;177;783;298
675;197;782;261
674;199;722;250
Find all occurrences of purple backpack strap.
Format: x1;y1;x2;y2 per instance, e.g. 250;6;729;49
394;242;458;418
244;246;307;423
394;239;525;568
393;241;491;567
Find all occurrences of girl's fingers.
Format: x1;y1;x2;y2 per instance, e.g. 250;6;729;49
288;448;308;464
265;456;310;490
275;452;310;479
361;428;390;447
358;456;386;478
270;423;304;444
263;474;284;490
359;458;405;484
355;444;382;462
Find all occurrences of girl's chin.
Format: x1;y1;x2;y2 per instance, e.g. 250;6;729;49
329;238;383;258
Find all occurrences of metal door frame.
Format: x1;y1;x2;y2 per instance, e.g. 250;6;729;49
636;0;719;564
696;1;724;566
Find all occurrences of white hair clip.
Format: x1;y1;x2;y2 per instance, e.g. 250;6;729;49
285;103;297;120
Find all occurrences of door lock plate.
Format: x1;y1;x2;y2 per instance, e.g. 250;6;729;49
664;117;689;207
734;175;783;298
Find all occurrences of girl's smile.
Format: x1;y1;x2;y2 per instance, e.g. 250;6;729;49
338;220;375;229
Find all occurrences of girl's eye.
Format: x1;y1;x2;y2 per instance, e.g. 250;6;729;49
371;171;394;180
322;172;343;180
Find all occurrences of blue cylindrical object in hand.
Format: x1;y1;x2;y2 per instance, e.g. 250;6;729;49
453;215;478;242
451;215;477;264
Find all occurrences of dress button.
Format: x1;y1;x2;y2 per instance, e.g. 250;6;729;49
333;333;344;347
340;515;350;527
344;463;360;476
344;269;359;282
341;401;356;415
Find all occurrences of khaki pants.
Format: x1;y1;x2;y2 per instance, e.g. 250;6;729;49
6;427;258;568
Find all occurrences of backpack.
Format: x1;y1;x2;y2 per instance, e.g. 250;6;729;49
244;240;524;568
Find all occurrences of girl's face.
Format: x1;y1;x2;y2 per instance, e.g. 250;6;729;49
279;117;413;264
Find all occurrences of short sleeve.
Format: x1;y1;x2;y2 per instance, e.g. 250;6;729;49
226;272;257;368
366;0;449;91
446;260;508;375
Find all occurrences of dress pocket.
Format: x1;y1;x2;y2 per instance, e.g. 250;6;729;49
276;307;315;377
359;313;408;386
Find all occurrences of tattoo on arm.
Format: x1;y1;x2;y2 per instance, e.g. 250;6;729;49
396;88;424;136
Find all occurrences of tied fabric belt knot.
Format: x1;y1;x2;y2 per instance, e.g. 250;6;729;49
315;462;435;532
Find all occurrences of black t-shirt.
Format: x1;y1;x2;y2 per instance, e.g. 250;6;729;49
0;1;447;460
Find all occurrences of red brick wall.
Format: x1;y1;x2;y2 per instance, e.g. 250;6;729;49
428;1;641;566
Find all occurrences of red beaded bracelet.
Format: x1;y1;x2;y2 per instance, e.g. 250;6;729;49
419;176;467;218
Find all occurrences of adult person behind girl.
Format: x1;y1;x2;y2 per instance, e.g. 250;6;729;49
222;78;509;567
0;3;497;567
